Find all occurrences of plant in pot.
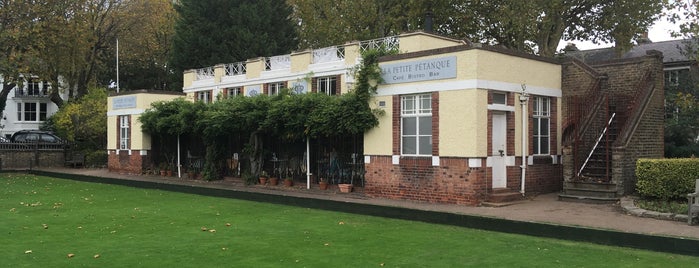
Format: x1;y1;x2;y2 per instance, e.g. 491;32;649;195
166;162;174;177
159;162;168;176
187;163;197;179
318;177;329;190
338;183;353;193
284;175;294;187
259;171;269;185
269;171;279;186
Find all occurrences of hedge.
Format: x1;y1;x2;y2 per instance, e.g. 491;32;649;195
635;158;699;200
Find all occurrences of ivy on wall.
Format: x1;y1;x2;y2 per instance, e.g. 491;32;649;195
139;48;394;180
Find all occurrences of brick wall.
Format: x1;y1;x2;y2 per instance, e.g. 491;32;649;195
0;151;65;169
108;150;150;175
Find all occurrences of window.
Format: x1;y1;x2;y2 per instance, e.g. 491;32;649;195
227;87;242;97
401;94;432;156
317;76;338;95
533;96;550;155
16;102;48;122
27;79;41;96
268;82;284;96
119;115;130;150
492;92;507;105
196;91;211;103
664;69;680;87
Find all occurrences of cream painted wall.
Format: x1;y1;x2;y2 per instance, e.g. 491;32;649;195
344;43;361;66
291;50;311;73
439;90;488;157
213;64;224;83
107;93;183;150
399;32;462;53
246;58;263;79
476;50;561;89
363;95;393;155
183;70;194;88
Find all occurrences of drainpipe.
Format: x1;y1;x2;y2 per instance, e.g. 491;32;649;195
519;85;529;195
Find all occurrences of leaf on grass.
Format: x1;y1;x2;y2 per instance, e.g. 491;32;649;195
94;254;100;259
209;229;216;233
225;223;231;227
338;221;345;225
67;253;75;258
24;250;32;254
42;224;48;229
201;226;207;231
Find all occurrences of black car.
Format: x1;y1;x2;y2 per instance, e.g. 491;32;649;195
11;130;65;143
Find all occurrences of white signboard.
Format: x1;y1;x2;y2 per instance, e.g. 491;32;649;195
380;56;457;84
112;95;137;109
291;80;308;94
245;85;262;96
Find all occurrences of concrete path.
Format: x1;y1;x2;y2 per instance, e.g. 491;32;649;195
33;168;699;240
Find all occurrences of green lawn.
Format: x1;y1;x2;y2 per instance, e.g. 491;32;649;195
1;173;696;267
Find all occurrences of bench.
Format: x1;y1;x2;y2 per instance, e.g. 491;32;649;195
689;179;699;225
65;153;85;168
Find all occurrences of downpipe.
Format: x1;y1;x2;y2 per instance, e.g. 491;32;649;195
519;86;529;195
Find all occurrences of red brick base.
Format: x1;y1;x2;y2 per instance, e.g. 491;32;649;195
108;150;150;175
364;155;562;205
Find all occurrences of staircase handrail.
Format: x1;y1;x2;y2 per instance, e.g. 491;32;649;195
578;113;616;177
614;70;655;147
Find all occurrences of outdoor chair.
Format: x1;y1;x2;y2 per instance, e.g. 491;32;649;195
65;153;85;168
689;179;699;225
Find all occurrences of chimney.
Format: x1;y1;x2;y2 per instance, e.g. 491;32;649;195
424;11;433;33
637;31;652;44
563;42;579;53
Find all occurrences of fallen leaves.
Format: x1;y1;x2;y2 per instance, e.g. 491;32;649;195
42;224;48;229
24;250;32;254
67;253;75;258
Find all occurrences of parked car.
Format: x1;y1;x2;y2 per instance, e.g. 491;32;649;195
0;136;9;142
11;130;65;143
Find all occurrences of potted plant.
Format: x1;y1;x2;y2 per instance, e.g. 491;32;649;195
318;177;329;190
269;173;279;186
338;183;353;193
159;162;168;176
284;176;294;187
187;164;197;179
259;171;269;185
166;162;174;177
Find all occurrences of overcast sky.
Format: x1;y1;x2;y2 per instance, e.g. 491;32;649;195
561;15;684;51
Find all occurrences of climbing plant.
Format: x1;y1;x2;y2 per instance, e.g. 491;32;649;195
140;48;394;180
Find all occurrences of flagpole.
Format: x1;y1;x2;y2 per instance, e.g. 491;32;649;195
116;38;120;93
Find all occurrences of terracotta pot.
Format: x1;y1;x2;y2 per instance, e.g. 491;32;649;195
338;183;353;193
284;179;294;187
319;181;329;190
166;170;173;177
269;177;279;186
160;170;167;176
188;172;196;180
259;177;268;185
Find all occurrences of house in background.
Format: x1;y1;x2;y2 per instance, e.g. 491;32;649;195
0;76;63;139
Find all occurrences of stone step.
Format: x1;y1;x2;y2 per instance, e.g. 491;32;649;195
564;181;616;191
562;187;617;198
558;194;619;204
486;188;524;204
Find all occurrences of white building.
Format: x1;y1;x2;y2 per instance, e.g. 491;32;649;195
0;76;63;139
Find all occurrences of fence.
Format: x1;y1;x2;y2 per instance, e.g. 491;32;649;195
0;142;68;170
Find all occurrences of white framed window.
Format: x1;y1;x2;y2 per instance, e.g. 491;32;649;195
317;76;337;95
196;91;211;103
533;96;550;155
492;92;507;105
401;94;432;156
227;87;242;97
16;102;48;122
268;82;284;96
119;115;130;150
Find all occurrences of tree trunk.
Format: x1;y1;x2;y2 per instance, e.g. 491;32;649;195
248;131;263;176
0;82;16;123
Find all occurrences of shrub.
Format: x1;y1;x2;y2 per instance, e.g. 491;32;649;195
636;158;699;200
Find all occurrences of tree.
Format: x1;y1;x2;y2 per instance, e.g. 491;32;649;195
289;0;666;57
170;0;298;90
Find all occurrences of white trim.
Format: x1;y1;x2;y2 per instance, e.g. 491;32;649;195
664;66;690;71
140;150;148;156
183;69;350;93
392;155;400;165
128;150;132;155
468;158;481;168
486;156;516;167
487;104;515;112
432;156;440;166
107;108;145;116
376;79;561;97
364;155;371;164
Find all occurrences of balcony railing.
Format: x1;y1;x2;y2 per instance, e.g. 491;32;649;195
265;55;291;71
224;62;246;76
195;67;215;80
360;36;399;52
312;46;345;64
15;88;49;98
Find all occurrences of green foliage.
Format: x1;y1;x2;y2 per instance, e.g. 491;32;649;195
44;87;107;151
85;150;108;168
139;98;205;137
635;199;689;215
636;158;699;200
170;0;298;89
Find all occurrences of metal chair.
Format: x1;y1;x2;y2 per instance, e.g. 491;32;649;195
688;179;699;225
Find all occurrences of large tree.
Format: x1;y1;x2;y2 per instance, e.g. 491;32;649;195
169;0;298;90
289;0;666;57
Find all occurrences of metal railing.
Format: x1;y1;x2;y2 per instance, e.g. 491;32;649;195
312;46;345;64
264;55;291;71
360;36;399;52
224;62;246;76
195;67;215;80
15;88;49;97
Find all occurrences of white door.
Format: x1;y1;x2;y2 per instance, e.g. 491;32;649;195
492;112;507;188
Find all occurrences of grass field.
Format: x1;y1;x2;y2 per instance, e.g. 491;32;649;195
2;173;697;267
